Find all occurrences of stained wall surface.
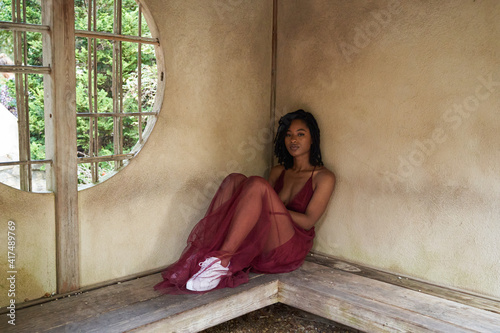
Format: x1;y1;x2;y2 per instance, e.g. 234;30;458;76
0;187;56;305
277;0;500;298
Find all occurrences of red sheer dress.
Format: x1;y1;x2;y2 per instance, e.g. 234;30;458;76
154;168;316;294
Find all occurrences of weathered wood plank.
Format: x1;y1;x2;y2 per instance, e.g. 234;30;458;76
280;261;500;333
117;278;278;333
3;256;499;333
54;274;278;333
307;253;500;315
3;274;161;332
0;273;278;333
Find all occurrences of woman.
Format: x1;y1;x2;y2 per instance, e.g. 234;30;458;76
155;109;335;293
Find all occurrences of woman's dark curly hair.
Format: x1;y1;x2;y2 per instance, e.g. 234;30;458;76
274;109;323;169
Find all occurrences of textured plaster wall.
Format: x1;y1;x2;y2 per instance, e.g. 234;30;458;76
78;0;273;286
3;0;498;307
0;186;56;306
277;0;500;298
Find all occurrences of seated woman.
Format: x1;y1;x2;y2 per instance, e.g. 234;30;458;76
154;109;335;293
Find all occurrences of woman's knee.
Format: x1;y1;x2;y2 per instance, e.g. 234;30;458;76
245;176;272;193
221;173;247;189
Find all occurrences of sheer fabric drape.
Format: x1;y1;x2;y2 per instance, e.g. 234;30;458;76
154;173;315;294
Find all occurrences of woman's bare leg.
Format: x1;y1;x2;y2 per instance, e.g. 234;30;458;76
218;176;295;267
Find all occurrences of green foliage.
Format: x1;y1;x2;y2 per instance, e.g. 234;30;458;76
1;0;158;185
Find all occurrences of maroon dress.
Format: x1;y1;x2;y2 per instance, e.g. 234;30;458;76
154;169;316;294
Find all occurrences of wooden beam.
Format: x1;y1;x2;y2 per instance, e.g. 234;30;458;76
75;29;159;45
0;64;51;74
76;111;157;117
0;159;52;167
269;0;278;167
77;153;135;164
0;21;49;33
43;0;79;293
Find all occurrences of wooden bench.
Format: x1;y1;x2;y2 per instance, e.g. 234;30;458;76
1;254;499;332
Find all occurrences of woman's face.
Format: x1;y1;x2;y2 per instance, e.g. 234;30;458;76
284;119;312;158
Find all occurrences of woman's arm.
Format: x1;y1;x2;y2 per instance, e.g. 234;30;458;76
268;165;285;187
288;169;336;230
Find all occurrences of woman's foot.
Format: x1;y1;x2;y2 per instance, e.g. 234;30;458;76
186;257;230;292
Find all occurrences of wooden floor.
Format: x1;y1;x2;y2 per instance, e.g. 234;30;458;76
1;255;500;332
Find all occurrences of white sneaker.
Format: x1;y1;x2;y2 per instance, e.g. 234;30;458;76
186;257;229;292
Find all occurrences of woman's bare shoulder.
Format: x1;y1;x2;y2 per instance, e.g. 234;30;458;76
268;165;285;185
270;164;285;174
313;166;336;186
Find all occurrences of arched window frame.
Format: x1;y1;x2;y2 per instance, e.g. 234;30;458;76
74;0;161;187
0;0;162;293
0;0;162;192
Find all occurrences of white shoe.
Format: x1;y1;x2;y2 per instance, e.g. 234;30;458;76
186;257;229;291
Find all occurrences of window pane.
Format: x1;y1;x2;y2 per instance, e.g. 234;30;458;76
123;115;138;153
0;1;13;22
122;0;140;36
0;30;13;57
75;0;115;33
74;0;89;31
77;161;117;186
0;1;41;24
28;73;45;160
76;116;90;157
0;78;19;182
97;116;114;155
77;162;92;185
26;31;43;66
0;65;16;115
122;40;138;113
140;44;157;113
97;0;114;33
140;12;152;38
31;163;48;192
98;160;114;178
25;0;42;25
0;164;19;189
122;43;157;114
96;39;114;113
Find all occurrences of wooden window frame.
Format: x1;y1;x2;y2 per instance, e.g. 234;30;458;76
0;0;161;294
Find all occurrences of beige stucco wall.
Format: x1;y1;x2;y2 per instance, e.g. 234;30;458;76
2;0;500;307
78;0;273;286
0;186;56;305
277;0;500;298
